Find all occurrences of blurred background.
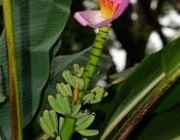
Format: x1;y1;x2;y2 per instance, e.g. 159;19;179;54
59;0;180;72
0;0;179;71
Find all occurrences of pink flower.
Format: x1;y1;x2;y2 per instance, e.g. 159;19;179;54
74;0;130;28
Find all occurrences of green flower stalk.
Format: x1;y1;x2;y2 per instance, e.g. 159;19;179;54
82;25;111;93
74;0;130;97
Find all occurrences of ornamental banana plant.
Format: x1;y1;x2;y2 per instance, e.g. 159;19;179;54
40;1;130;139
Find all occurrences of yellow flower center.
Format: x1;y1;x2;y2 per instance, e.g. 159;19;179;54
98;0;120;19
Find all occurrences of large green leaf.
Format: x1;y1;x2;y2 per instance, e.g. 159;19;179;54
152;79;180;113
135;108;180;140
98;37;180;139
0;0;72;139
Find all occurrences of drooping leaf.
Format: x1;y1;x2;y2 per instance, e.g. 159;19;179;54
0;0;72;139
152;79;180;113
95;37;180;139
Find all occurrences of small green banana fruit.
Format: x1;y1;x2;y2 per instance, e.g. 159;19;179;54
77;129;99;136
75;112;95;130
75;112;99;137
62;70;76;87
56;82;72;97
39;110;58;138
48;94;71;115
83;86;108;104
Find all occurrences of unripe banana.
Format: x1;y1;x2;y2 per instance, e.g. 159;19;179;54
62;83;72;96
48;95;64;115
77;129;99;136
63;96;71;114
62;70;75;87
56;83;67;96
83;86;108;104
79;78;85;90
43;110;55;133
39;117;55;138
71;103;81;116
75;114;95;130
59;117;64;131
66;84;72;96
73;64;84;77
49;110;58;133
56;136;62;140
56;83;72;97
56;94;71;115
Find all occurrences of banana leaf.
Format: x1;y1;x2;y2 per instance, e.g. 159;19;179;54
0;0;72;139
89;37;180;139
134;107;180;140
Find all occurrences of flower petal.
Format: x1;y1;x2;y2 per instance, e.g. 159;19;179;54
114;0;130;19
74;11;113;28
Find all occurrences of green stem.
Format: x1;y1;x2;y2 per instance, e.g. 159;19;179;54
80;25;111;98
60;117;76;140
2;0;23;140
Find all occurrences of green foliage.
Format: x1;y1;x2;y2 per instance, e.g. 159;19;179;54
86;37;180;140
152;79;180;112
135;108;180;140
0;0;72;139
1;0;179;139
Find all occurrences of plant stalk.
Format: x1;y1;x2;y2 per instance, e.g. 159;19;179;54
2;0;23;140
60;117;76;140
80;25;111;98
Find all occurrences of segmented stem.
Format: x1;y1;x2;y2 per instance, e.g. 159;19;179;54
2;0;23;139
82;25;110;94
60;117;76;140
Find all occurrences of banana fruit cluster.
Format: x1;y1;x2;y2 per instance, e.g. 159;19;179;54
39;64;108;139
